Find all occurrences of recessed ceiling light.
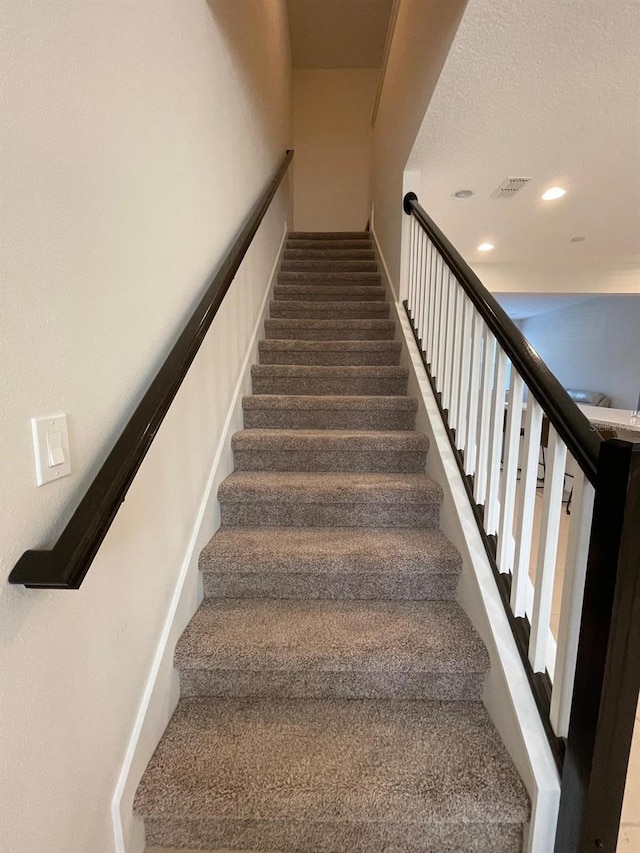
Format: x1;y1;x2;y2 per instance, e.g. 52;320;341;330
570;235;586;243
452;189;474;199
477;242;495;252
541;186;566;201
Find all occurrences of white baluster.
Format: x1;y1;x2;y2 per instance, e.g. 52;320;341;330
464;310;483;476
416;228;425;346
425;240;436;367
549;472;595;736
456;296;473;454
437;260;449;399
485;349;509;535
420;232;429;353
511;396;543;617
449;283;464;434
408;218;416;319
473;329;496;505
529;425;568;673
442;270;457;417
497;370;525;572
431;251;442;382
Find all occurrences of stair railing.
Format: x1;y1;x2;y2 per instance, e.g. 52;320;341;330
8;150;294;590
402;191;639;853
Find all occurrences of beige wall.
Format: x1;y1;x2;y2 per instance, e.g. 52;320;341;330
371;0;467;282
0;2;292;851
293;68;378;231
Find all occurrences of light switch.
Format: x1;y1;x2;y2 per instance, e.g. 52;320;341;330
31;414;71;486
46;431;65;467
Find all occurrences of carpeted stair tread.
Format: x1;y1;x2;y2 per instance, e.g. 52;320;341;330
251;364;408;396
289;231;371;239
175;599;489;700
218;471;442;528
176;598;488;674
242;394;417;430
269;300;390;320
200;525;460;576
219;470;440;504
231;428;427;472
278;270;381;284
134;697;530;851
263;318;395;340
232;428;427;452
285;238;375;250
200;525;461;600
284;248;375;260
281;259;378;272
273;285;386;302
258;339;401;366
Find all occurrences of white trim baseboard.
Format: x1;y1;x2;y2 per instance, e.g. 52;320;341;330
111;223;288;853
371;225;560;853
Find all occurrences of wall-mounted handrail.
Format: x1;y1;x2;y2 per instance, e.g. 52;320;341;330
9;150;294;589
403;192;602;484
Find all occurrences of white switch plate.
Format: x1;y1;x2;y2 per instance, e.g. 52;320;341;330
31;414;71;486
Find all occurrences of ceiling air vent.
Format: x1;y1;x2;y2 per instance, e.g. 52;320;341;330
490;177;533;199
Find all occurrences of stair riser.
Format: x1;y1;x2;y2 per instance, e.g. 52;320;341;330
143;818;523;853
281;260;378;272
279;271;381;284
220;501;439;528
180;670;483;701
263;320;395;340
251;375;408;396
243;408;416;430
273;286;386;302
203;569;457;600
270;303;390;320
258;349;401;366
284;249;375;260
234;449;426;473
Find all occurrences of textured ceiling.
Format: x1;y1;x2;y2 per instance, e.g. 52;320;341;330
288;0;394;68
407;0;640;277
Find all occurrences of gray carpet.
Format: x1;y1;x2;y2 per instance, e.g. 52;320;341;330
136;231;529;851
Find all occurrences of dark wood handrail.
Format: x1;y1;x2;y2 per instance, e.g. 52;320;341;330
9;150;294;589
403;192;602;485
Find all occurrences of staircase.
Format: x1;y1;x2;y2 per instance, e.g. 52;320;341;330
135;232;529;852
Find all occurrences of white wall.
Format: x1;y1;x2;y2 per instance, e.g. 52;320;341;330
371;0;467;283
0;2;292;851
292;68;378;231
472;262;640;295
520;296;640;410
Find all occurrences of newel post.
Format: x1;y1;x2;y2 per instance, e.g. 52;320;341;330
554;439;640;853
